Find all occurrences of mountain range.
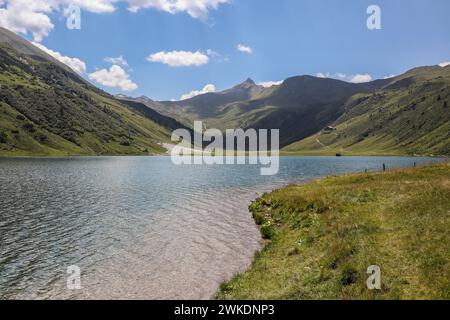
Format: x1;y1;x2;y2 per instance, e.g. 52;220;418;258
121;68;450;156
0;26;449;156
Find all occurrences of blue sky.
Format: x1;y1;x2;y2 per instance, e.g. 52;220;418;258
2;0;450;100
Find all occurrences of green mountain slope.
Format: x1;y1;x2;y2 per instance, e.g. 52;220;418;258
233;76;390;147
133;77;390;148
130;79;274;129
284;66;450;156
161;78;268;118
126;65;448;154
0;27;172;156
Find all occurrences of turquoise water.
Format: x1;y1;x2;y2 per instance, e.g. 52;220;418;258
0;156;440;299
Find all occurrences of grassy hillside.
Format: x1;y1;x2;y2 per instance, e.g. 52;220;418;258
0;28;172;156
216;162;450;300
284;66;450;156
132;66;449;155
133;77;388;148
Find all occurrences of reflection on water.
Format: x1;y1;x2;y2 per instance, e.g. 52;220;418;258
0;156;440;299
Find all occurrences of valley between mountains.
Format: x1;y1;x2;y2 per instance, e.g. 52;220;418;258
1;27;449;157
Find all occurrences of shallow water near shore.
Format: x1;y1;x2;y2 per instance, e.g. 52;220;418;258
0;156;441;299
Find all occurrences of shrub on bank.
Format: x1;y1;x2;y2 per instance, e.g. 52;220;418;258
260;221;276;240
0;131;7;144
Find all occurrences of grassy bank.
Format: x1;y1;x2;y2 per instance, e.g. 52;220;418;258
279;150;429;157
216;162;450;300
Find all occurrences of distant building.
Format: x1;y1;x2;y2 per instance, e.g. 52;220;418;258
323;126;337;133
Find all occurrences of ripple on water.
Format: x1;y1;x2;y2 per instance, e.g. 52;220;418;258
0;156;440;299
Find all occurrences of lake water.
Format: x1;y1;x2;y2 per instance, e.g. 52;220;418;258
0;156;440;299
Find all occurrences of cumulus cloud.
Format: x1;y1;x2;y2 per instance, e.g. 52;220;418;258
237;44;252;54
88;65;138;91
180;84;216;100
71;0;116;13
0;0;116;42
147;50;209;67
316;72;331;78
439;61;450;67
315;72;373;83
0;0;54;42
126;0;229;20
0;0;227;42
348;74;373;83
383;74;396;79
258;80;283;88
104;55;129;67
32;41;87;74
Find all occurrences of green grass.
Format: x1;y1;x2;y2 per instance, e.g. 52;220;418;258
216;162;450;300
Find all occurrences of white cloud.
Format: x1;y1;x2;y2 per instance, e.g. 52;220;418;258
348;74;373;83
0;0;227;42
180;84;216;100
316;72;331;78
0;0;54;42
315;72;373;83
258;80;283;88
206;49;229;63
32;41;87;74
104;55;129;67
88;65;138;91
147;50;209;67
439;61;450;67
69;0;116;13
126;0;229;20
206;49;218;56
237;44;252;54
383;74;396;79
0;0;116;42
